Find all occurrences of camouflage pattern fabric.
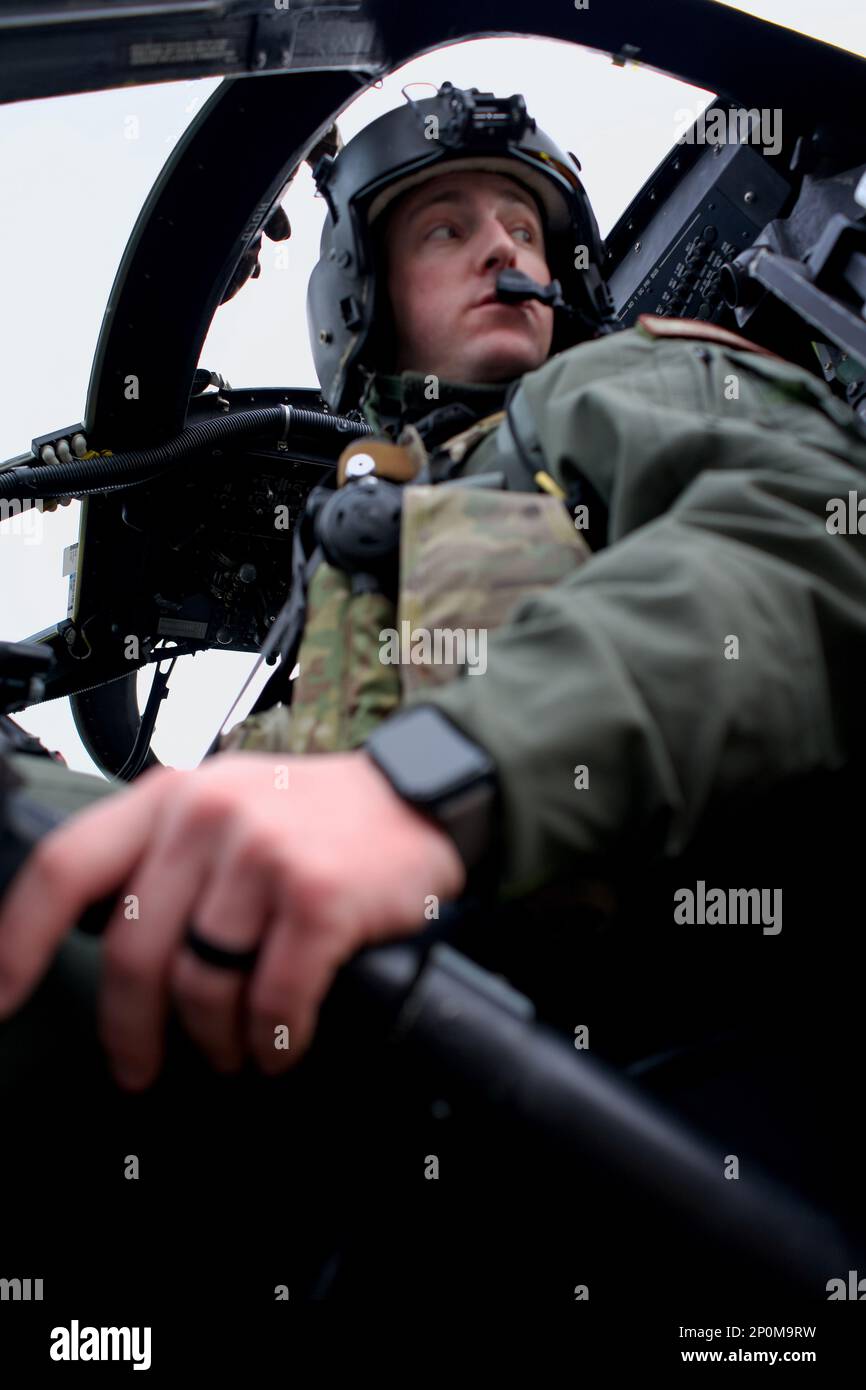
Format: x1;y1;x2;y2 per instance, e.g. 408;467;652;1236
397;483;591;694
221;560;401;755
222;480;589;752
218;701;296;756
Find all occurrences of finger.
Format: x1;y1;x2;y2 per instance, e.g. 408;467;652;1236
219;240;262;305
263;206;290;242
0;768;173;1018
306;123;342;167
170;951;249;1075
97;805;224;1088
170;836;274;1072
246;914;342;1075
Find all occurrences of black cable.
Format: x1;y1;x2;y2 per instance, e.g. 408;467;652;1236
0;406;373;501
113;653;177;782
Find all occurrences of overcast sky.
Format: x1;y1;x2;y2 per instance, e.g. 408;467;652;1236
1;1;865;774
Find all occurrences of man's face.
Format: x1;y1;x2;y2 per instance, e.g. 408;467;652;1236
383;170;554;383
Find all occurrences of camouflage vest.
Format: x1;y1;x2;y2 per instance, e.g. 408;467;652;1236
220;411;591;754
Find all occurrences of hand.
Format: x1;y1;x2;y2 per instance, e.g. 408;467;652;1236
0;749;465;1088
219;122;342;304
220;203;291;304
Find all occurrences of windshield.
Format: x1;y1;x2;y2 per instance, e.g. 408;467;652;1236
0;76;221;464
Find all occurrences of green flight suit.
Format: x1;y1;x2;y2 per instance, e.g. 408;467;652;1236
393;321;866;899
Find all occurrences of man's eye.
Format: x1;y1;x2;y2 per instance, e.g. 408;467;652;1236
512;226;534;243
426;224;457;240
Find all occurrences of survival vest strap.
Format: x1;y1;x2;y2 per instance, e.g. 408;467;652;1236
483;315;784;561
495;381;610;552
426;411;508;481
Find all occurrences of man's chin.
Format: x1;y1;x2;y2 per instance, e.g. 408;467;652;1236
459;335;549;384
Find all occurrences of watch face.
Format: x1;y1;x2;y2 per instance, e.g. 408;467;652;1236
370;705;494;803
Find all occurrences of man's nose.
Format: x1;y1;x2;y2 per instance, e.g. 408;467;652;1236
476;217;519;272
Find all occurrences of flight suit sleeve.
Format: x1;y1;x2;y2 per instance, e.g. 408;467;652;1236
401;330;866;900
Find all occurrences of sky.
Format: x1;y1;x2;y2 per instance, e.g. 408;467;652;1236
1;0;865;774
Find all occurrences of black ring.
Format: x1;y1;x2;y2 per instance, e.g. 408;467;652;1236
184;927;260;973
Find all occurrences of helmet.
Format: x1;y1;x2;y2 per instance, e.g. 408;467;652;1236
306;81;615;412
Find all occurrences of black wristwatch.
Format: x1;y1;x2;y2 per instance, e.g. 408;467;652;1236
363;704;499;875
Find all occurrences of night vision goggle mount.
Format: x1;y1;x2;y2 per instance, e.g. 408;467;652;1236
412;80;536;150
